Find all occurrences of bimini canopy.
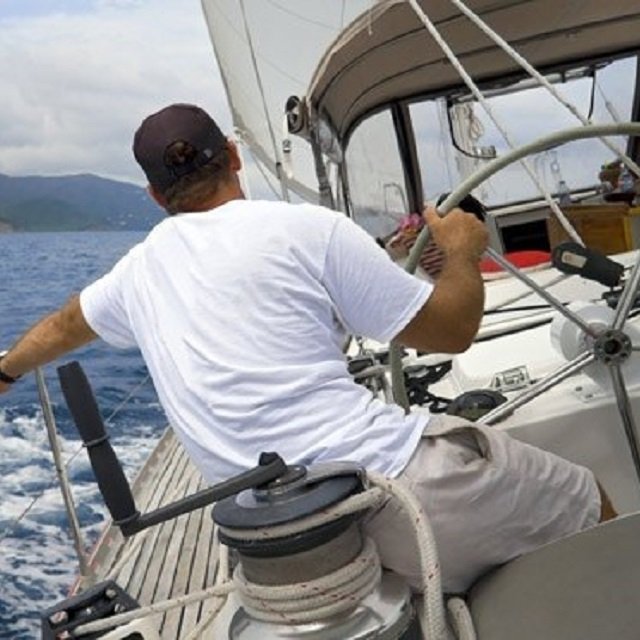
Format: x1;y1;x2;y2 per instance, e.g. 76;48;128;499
307;0;640;141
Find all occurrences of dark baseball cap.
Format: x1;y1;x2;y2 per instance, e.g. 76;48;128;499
133;103;227;192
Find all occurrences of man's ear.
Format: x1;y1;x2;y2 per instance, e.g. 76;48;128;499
226;139;242;173
147;185;169;211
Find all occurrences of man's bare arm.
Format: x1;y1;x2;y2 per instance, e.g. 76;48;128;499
395;206;487;354
0;295;97;387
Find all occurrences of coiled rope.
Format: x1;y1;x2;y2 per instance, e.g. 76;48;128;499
233;536;382;624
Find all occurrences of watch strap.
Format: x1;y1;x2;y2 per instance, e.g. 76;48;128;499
0;352;21;384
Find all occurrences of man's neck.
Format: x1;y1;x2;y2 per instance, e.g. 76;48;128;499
192;183;245;212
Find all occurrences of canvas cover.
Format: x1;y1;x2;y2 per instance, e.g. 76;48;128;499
308;0;640;139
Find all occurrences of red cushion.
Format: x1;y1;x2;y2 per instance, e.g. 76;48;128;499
480;250;551;273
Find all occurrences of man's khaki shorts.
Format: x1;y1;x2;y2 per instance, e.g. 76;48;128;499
363;414;601;594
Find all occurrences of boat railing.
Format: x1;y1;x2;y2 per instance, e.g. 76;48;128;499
35;367;90;577
0;364;153;582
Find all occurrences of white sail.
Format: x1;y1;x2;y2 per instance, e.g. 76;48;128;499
200;0;374;201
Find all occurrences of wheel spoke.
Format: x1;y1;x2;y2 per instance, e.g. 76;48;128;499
609;364;640;486
613;256;640;330
482;351;595;425
487;273;569;312
485;247;599;338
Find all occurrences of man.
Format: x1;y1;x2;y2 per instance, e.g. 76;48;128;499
0;103;613;593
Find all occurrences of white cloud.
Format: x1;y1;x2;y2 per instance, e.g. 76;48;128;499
0;1;233;184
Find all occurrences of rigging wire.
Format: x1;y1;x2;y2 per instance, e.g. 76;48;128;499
239;0;290;201
263;0;337;31
407;0;585;246
0;373;152;546
447;0;640;177
210;2;308;89
245;144;285;199
596;80;623;124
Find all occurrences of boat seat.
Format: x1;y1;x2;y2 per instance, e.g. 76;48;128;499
466;512;640;640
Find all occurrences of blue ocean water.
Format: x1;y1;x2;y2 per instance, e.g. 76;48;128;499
0;232;167;639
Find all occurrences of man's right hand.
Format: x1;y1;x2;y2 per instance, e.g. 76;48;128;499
423;205;488;261
396;205;487;353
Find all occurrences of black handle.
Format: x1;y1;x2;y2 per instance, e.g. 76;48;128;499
58;361;140;527
437;192;486;221
551;242;624;288
57;361;289;536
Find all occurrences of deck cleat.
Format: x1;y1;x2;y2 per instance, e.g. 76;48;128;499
41;580;140;639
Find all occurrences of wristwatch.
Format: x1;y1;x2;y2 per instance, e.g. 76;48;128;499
0;351;21;384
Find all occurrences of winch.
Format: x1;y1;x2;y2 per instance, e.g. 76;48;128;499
211;461;422;639
48;361;424;639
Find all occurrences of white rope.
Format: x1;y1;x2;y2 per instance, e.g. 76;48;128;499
213;478;449;638
180;597;228;640
447;596;477;640
406;0;584;246
182;540;231;640
368;472;451;640
70;472;455;639
233;536;381;624
73;582;234;636
447;0;640;178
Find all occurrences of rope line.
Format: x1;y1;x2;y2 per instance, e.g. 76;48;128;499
103;374;152;425
73;582;235;636
244;142;284;199
263;0;337;31
368;472;449;640
448;596;478;640
234;537;381;624
407;0;584;246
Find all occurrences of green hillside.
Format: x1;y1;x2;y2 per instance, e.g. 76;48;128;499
0;173;164;232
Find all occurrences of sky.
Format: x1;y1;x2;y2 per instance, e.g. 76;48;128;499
0;0;236;186
1;0;635;205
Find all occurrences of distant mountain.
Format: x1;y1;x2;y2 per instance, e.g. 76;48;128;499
0;173;164;232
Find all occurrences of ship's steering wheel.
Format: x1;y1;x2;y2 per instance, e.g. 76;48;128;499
393;121;640;482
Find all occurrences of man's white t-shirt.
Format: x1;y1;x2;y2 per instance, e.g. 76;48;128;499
80;200;433;484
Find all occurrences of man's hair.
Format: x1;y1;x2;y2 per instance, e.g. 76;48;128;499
161;141;232;214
